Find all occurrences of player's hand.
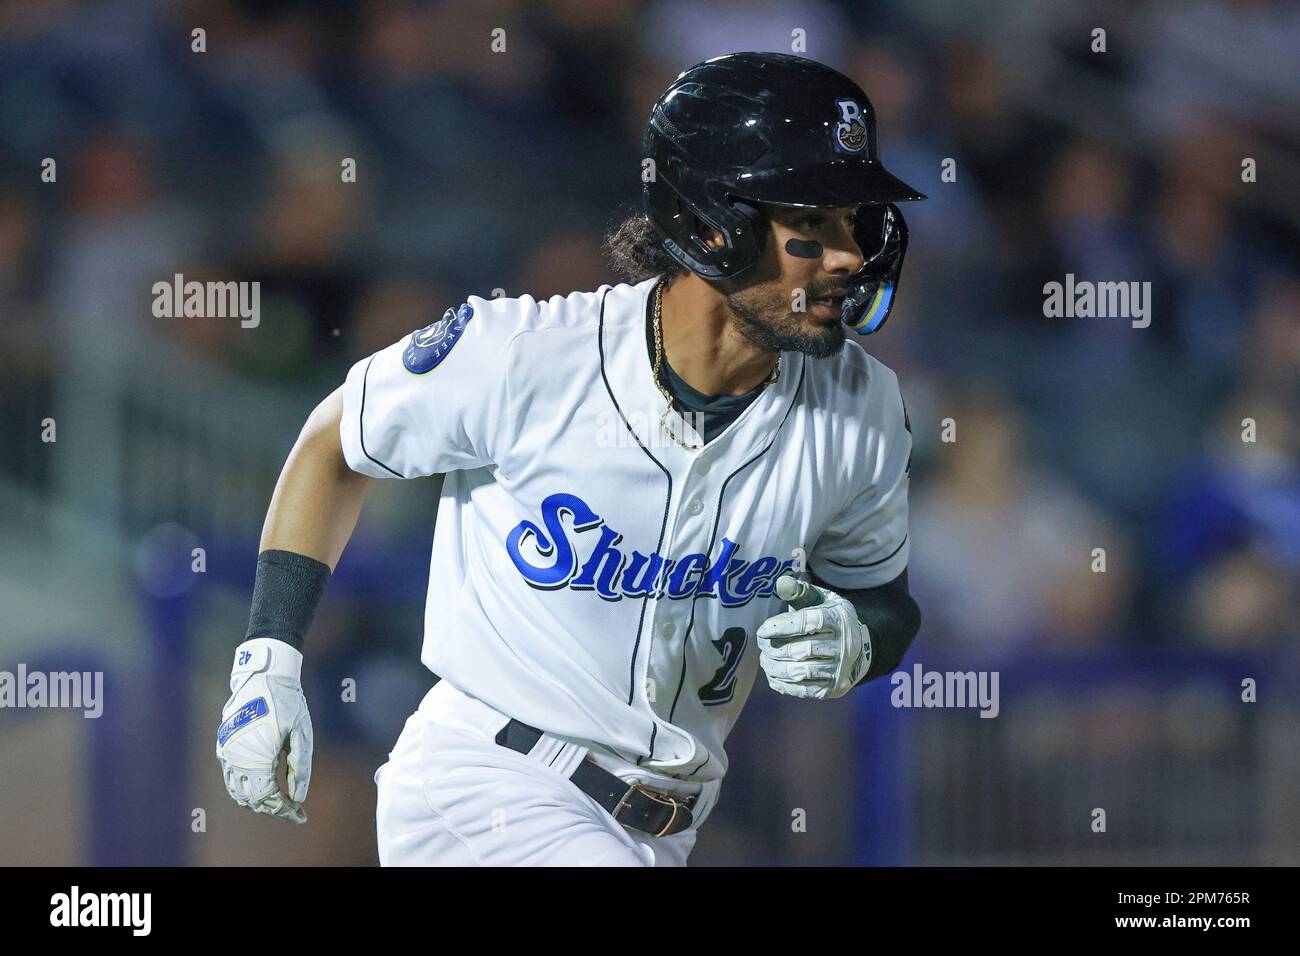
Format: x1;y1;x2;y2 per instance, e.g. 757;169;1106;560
215;638;313;824
756;575;871;700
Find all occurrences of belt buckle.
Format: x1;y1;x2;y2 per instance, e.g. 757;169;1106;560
613;782;693;838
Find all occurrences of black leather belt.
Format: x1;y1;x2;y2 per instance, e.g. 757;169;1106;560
494;719;696;838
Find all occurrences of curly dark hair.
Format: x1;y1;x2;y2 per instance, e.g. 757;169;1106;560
601;208;688;285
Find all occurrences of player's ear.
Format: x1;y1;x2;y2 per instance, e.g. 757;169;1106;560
700;220;727;249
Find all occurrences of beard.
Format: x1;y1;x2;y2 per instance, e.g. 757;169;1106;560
723;283;846;359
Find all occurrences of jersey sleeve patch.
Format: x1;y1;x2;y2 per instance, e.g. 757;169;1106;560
402;303;474;374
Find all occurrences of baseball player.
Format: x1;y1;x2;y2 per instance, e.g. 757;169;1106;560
216;52;923;866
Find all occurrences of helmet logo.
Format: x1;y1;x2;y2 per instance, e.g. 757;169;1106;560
832;99;868;154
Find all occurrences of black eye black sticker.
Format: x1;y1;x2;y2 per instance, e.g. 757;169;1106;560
785;238;823;259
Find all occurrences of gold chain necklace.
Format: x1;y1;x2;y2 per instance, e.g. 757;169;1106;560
651;278;779;451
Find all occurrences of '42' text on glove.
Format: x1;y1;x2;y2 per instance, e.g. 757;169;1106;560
215;638;314;823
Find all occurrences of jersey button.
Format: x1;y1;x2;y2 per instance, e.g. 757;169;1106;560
694;459;710;476
660;621;676;638
687;498;703;516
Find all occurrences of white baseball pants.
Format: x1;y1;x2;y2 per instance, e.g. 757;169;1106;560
374;679;720;866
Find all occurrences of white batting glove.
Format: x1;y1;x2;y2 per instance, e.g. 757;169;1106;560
756;575;871;700
216;638;313;824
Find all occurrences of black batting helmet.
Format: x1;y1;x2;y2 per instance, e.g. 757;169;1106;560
644;52;925;334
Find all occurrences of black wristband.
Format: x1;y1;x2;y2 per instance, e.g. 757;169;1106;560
244;549;332;652
810;568;921;682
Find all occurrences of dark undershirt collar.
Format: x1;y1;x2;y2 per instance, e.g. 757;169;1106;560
642;280;768;440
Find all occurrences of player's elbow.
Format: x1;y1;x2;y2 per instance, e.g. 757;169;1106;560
304;386;344;441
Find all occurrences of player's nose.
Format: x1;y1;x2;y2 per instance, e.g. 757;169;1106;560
821;230;865;276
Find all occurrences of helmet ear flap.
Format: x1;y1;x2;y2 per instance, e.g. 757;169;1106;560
649;184;769;280
718;199;768;277
690;198;768;280
729;200;767;247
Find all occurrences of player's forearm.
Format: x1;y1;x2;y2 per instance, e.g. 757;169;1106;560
260;386;371;570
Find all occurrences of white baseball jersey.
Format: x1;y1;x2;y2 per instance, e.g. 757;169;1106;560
339;275;911;782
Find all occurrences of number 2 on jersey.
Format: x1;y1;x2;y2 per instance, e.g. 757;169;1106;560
698;627;748;706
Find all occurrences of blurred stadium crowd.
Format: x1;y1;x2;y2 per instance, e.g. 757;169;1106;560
0;0;1296;865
